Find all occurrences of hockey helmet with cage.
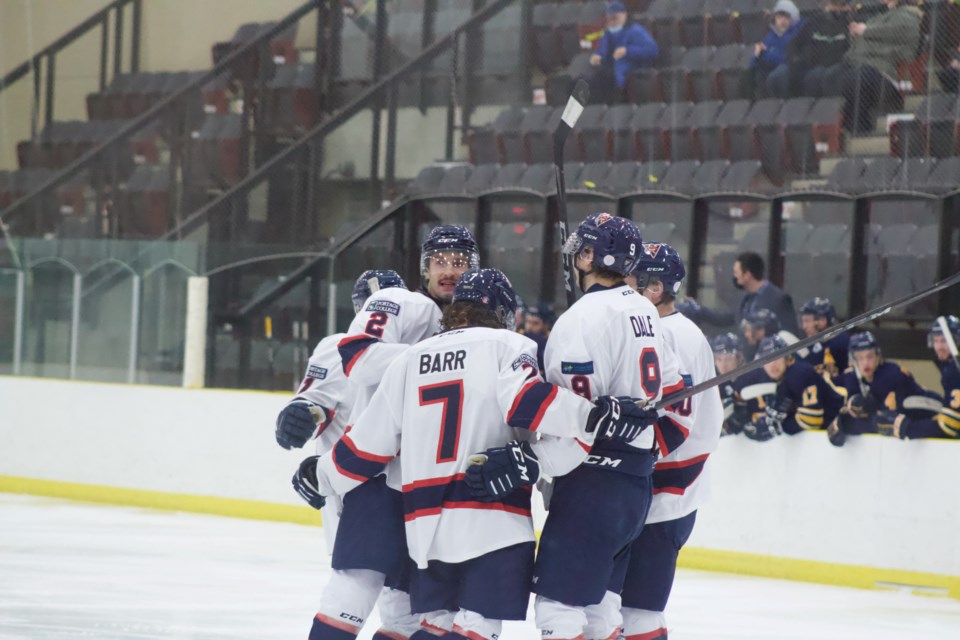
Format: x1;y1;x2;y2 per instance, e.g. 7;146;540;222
563;213;642;277
927;315;960;349
799;297;837;324
351;269;407;314
755;334;789;360
420;225;480;279
742;308;781;336
452;268;518;330
632;242;686;296
711;332;743;356
849;331;880;354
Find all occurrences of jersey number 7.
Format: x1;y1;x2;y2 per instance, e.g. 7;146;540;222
419;380;465;464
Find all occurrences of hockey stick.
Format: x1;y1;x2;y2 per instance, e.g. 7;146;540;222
554;79;590;308
648;270;960;411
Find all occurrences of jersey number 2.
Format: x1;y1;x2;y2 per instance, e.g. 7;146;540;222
365;311;388;338
419;380;464;464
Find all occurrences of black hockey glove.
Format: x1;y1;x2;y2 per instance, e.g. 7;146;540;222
765;396;795;427
827;418;847;447
292;456;327;510
465;440;541;502
874;409;908;439
276;400;329;450
587;395;658;442
743;416;781;442
724;397;750;436
846;393;877;419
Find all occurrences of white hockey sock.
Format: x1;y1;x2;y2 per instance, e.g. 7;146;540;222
535;595;588;640
315;568;386;633
377;588;422;639
451;609;503;640
420;609;457;636
584;591;623;640
622;608;667;639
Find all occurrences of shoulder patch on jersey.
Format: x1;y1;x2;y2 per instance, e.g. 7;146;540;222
307;364;328;380
365;300;401;316
561;361;594;375
511;353;539;371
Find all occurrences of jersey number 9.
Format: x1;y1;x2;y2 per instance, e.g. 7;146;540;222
640;348;662;399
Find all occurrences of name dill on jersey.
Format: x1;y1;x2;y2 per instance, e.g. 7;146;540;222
630;315;656;338
365;300;401;316
419;350;467;374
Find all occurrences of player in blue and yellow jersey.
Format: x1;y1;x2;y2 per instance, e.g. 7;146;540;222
797;297;849;377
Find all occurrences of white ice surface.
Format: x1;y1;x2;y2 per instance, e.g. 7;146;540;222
1;494;959;640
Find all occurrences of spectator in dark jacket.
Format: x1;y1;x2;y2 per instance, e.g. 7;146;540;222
734;251;799;335
791;0;854;97
837;0;922;132
588;1;659;103
745;0;805;98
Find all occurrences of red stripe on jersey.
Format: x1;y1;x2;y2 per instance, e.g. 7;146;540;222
507;379;541;422
528;385;558;432
652;486;685;495
453;625;493;640
402;473;466;492
656;452;709;470
338;334;374;376
662;379;685;396
420;621;449;636
576;438;592;453
314;613;361;635
626;629;668;640
341;434;393;463
331;445;369;482
374;630;409;640
404;501;532;522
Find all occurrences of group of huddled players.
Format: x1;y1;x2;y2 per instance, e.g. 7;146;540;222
273;217;725;640
710;300;960;445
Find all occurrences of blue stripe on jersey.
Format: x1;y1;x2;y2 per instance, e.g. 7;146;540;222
653;454;709;495
401;474;532;521
654;415;689;457
331;436;392;482
337;334;379;376
506;380;558;431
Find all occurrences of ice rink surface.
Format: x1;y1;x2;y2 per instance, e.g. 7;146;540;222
2;494;959;640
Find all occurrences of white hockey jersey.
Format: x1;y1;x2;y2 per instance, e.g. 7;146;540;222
646;311;723;524
337;287;444;490
544;284;693;474
292;333;351;454
316;327;601;568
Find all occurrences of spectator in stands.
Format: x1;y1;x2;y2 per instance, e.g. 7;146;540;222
837;0;922;133
937;45;960;93
733;251;799;335
744;0;804;99
522;303;555;373
587;1;659;103
790;0;854;97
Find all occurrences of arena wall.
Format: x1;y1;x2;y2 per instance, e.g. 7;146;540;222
1;375;957;598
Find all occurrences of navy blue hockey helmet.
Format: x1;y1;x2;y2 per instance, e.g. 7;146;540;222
927;315;960;349
742;309;781;336
452;268;518;330
849;331;880;353
420;225;480;277
352;269;407;313
755;334;789;360
526;302;556;326
563;213;642;277
711;332;743;355
632;242;686;296
799;297;836;324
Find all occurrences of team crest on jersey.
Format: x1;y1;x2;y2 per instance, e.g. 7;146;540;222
511;353;538;371
561;361;594;375
307;365;328;380
595;213;613;226
642;243;662;258
365;300;401;316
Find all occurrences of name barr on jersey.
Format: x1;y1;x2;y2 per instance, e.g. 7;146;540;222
419;350;467;375
631;315;656;338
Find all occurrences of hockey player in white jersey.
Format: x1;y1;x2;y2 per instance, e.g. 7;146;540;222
471;214;692;640
293;268;650;640
617;242;724;640
276;269;407;549
300;226;479;640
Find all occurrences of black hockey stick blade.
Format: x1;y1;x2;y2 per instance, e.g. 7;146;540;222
647;269;960;411
555;79;590;308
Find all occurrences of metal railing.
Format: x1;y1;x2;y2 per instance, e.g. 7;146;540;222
0;0;142;139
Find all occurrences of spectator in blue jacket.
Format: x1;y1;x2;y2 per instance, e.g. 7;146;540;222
587;1;658;103
744;0;805;98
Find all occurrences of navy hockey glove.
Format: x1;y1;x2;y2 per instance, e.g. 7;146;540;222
724;397;750;436
846;393;877;419
276;400;329;450
587;396;658;442
292;456;327;510
765;396;794;427
743;416;781;442
465;440;540;502
874;410;907;439
827;418;847;447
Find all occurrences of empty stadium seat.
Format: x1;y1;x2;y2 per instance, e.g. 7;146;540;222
265;64;318;134
683;47;718;102
188;114;243;188
467;107;524;165
890;93;960;159
533;2;564;72
697;99;750;160
714;44;753;101
475;4;525;104
608;104;640;162
576;105;611;161
118;165;171;237
826;158;868;193
672;100;722;160
660;102;696;161
633;103;668;161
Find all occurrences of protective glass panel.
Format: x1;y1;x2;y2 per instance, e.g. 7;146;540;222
20;262;78;379
77;264;138;383
486;198;548;305
0;269;20;375
138;264;190;386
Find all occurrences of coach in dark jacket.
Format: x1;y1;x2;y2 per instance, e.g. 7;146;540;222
733;251;799;335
